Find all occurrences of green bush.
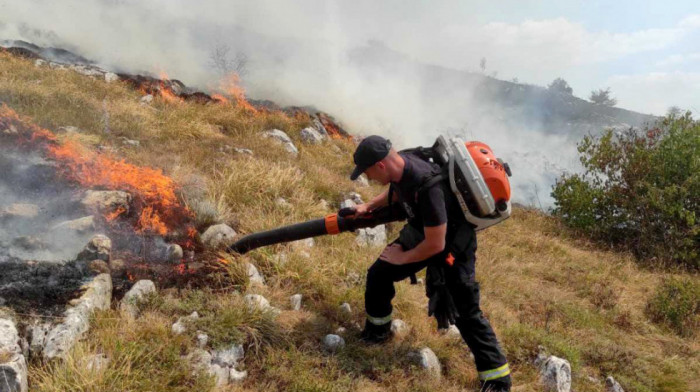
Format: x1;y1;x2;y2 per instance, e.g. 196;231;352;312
645;276;700;337
551;112;700;269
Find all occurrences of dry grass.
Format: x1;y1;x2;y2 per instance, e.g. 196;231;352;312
1;52;698;392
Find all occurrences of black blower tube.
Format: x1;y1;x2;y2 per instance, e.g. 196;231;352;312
227;204;406;255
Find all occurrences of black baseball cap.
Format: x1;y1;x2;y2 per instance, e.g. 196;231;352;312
350;135;392;180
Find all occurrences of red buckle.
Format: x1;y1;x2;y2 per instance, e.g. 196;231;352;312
446;252;455;266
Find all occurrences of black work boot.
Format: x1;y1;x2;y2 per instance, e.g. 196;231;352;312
480;375;512;392
359;319;392;344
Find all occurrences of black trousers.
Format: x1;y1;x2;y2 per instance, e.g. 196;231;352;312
364;240;510;383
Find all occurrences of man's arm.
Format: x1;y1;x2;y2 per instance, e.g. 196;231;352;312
351;187;399;217
380;223;446;265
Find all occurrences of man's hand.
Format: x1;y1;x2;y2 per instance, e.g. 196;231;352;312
348;203;372;218
379;243;406;265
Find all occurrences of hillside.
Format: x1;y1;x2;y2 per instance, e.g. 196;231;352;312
0;51;698;392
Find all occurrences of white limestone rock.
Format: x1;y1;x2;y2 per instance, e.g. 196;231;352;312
211;344;244;368
140;94;154;105
0;318;28;392
535;352;572;392
233;147;253;156
322;334;345;353
201;224;237;249
208;363;230;387
104;72;119;83
172;312;200;335
43;274;112;360
355;225;387;247
293;237;315;249
438;325;461;339
28;323;51;359
81;190;132;216
390;319;408;336
244;294;271;312
339;303;352;315
0;203;39;220
300;127;325;144
50;215;95;234
354;174;369;187
290;294;302;311
120;280;156;317
196;332;209;349
408;347;442;380
262;129;298;156
76;234;112;262
275;197;292;209
605;376;625;392
246;263;265;285
229;367;247;383
85;353;109;372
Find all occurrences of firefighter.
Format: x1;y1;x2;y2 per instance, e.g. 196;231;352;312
348;135;512;391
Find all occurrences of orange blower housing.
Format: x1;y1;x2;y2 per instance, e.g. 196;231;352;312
465;141;511;205
431;135;513;231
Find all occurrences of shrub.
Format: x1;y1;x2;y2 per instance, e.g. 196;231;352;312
552;113;700;269
646;276;700;337
589;87;617;106
548;77;573;95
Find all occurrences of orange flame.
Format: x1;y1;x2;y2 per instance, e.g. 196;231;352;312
157;71;183;104
105;206;127;221
218;73;258;113
2;104;196;245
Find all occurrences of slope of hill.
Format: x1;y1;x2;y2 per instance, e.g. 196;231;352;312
0;51;697;392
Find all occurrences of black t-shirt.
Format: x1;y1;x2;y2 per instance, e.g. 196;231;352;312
393;152;452;231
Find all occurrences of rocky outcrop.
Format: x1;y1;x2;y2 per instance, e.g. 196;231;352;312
80;190;132;216
186;344;247;387
300;127;325;144
120;280;156;318
262;129;299;156
43;274;113;360
0;204;39;221
76;234;112;262
0;318;28;392
50;216;95;234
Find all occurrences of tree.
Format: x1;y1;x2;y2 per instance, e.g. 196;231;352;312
667;106;682;117
589;87;617;106
551;113;700;269
209;43;249;78
548;78;573;95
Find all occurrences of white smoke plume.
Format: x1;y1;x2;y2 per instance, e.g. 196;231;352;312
0;0;605;207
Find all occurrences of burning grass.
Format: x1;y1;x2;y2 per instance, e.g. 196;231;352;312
2;51;698;392
1;104;197;249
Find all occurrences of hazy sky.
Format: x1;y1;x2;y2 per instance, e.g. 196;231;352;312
1;0;697;115
1;0;697;207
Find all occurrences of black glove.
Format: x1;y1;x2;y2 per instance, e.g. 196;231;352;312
426;261;460;329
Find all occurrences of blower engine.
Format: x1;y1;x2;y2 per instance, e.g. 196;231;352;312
429;135;512;231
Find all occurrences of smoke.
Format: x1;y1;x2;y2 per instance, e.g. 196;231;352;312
0;148;97;262
0;0;596;207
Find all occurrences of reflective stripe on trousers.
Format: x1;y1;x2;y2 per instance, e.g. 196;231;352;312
366;312;392;325
478;363;511;381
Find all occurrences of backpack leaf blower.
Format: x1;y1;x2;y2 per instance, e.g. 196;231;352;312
226;135;512;255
